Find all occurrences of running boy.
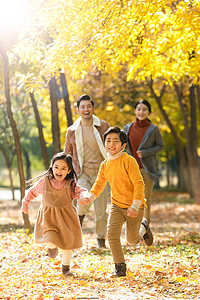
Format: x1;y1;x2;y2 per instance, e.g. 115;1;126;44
79;127;153;277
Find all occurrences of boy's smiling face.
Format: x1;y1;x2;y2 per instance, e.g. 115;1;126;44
105;133;126;156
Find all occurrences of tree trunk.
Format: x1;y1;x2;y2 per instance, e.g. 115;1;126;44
60;72;73;127
166;150;170;187
23;149;31;180
30;92;49;169
175;149;186;190
185;84;200;203
8;166;15;200
0;44;32;233
49;77;61;154
0;145;15;200
196;85;200;119
173;81;200;202
149;79;192;195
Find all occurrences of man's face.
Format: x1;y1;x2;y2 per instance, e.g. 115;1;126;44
77;100;94;120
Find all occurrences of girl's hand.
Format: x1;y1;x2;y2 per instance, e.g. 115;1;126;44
78;198;91;205
21;203;28;214
127;207;138;218
136;150;142;158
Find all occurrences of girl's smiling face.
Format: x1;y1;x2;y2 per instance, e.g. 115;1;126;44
105;133;125;156
52;159;70;182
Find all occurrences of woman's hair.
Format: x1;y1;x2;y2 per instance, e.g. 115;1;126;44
135;99;151;113
77;94;94;108
26;152;77;191
104;127;127;145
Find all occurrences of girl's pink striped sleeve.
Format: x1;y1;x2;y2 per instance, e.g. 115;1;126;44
21;178;45;214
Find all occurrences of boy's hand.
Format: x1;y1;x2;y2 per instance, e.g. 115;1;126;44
78;198;91;205
127;207;138;218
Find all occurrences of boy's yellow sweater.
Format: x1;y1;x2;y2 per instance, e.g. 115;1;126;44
90;152;145;208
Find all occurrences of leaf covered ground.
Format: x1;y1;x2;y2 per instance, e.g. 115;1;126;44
0;191;200;300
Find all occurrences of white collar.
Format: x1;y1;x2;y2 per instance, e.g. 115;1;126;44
107;150;124;160
71;115;101;131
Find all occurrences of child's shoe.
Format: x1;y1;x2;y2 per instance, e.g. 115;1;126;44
78;214;85;227
97;238;106;249
113;263;126;277
62;265;73;277
47;247;58;258
141;218;153;246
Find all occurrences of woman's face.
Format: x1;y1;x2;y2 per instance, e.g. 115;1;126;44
135;103;150;121
52;159;70;182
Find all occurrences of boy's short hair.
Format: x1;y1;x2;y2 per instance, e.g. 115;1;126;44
77;94;94;108
104;127;127;145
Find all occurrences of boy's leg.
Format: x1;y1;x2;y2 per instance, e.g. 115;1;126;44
126;206;144;245
126;210;153;247
107;203;126;263
140;218;154;246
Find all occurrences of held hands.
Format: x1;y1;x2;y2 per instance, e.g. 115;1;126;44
127;207;138;218
78;197;91;205
78;190;91;205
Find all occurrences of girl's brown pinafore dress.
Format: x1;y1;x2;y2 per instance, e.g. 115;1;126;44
34;177;83;250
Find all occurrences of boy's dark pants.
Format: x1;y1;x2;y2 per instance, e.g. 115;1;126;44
107;203;144;264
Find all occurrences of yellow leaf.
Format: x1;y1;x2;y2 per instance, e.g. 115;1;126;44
175;276;187;282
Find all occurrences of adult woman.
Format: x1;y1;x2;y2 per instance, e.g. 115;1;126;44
124;100;164;222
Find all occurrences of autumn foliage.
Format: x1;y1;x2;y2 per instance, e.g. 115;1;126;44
36;0;200;84
0;192;200;299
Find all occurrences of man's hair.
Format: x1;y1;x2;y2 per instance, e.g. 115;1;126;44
77;94;94;108
104;127;127;145
135;99;151;113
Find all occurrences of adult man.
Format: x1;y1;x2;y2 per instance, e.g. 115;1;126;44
64;94;110;248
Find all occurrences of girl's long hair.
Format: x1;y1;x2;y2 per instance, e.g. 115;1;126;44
26;152;77;192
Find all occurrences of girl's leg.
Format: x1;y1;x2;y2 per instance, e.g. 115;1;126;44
107;204;126;264
62;250;73;276
46;243;58;258
62;249;72;266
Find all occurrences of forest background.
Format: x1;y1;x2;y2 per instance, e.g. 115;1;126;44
1;0;200;226
0;1;200;299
